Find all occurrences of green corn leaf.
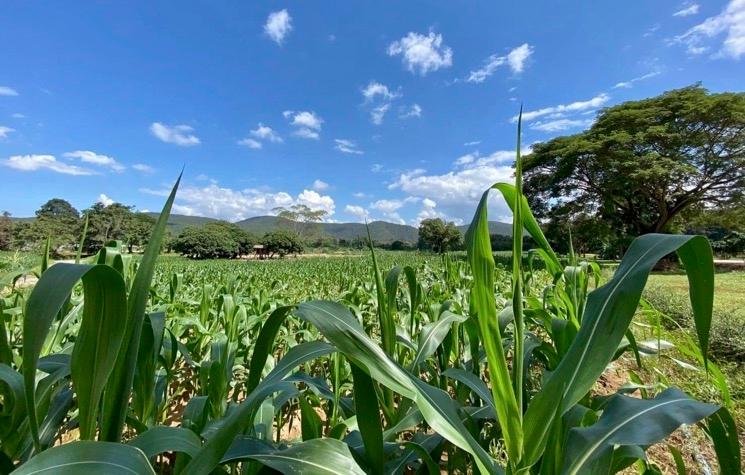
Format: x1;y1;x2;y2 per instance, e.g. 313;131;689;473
128;426;202;459
702;407;741;475
412;311;467;368
442;368;494;413
101;172;181;442
465;187;523;463
351;363;385;473
246;305;294;394
561;388;718;475
22;263;92;451
10;441;154;475
299;393;323;441
181;341;335;474
70;265;128;440
522;234;714;468
220;437;366;475
294;301;499;475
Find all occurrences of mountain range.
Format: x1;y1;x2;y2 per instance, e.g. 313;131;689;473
147;214;513;243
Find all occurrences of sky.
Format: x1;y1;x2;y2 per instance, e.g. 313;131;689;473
1;1;744;225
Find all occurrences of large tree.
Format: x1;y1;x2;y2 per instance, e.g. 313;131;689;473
418;218;461;253
273;204;328;240
523;85;745;251
30;198;81;255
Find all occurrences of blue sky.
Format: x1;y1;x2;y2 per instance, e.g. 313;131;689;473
1;1;743;225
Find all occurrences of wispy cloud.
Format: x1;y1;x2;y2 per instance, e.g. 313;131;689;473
133;163;155;174
264;9;293;45
673;3;700;17
150;122;200;146
467;43;534;83
399;103;422;119
388;30;453;75
529;118;594;132
334;139;363;154
64;150;125;172
312;179;329;191
514;93;610;122
0;86;18;96
673;0;745;58
613;71;661;88
0;126;15;139
362;81;401;103
3;154;96;176
284;110;323;139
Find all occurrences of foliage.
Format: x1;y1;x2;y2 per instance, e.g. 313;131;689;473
83;203;156;253
173;221;253;259
0;212;13;251
260;229;303;257
272;204;328;239
524;84;745;253
418;218;461;253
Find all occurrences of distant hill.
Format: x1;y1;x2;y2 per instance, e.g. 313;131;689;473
15;212;513;243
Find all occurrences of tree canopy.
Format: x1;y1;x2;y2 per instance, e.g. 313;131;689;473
261;229;304;258
418;218;461;253
173;222;254;259
524;84;745;253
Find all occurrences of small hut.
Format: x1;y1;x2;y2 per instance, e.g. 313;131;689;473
253;244;269;259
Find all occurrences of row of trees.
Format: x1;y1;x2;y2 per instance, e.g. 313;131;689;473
172;224;303;259
0;199;156;256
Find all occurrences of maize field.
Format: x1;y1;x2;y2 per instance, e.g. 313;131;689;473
0;128;740;474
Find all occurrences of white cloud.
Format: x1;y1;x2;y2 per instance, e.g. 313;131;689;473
64;150;125;172
251;123;283;142
352;192;369;199
264;9;293;45
370;104;390;125
3;154;96;176
390;150;519;222
285;111;323;139
387;31;453;75
362;81;400;102
312;179;329;191
334;139;363;154
0;126;15;138
613;71;661;88
529;118;594;132
371;199;405;214
344;205;369;221
507;43;534;73
294;128;320;140
467;43;534;83
515;93;610;122
673;0;745;58
399;103;422;119
0;86;18;96
464;140;481;146
133;163;155;174
674;3;700;17
98;194;114;207
166;183;335;221
371;163;384;173
150;122;200;146
238;138;262;149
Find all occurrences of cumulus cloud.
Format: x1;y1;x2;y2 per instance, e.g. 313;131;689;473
0;86;18;96
98;194;114;206
344;205;369;221
515;93;610;122
0;126;15;139
312;179;329;191
334;139;363;154
238;138;262;149
285;111;323;139
2;154;96;176
673;0;745;58
64;150;125;172
399;104;422;119
387;30;453;75
467;43;534;83
150;122;200;146
390;150;519;222
264;9;293;45
362;81;401;103
158;183;336;222
673;3;700;17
